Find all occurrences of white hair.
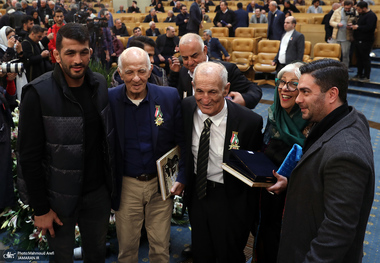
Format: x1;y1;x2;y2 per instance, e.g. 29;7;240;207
118;47;152;71
193;62;228;90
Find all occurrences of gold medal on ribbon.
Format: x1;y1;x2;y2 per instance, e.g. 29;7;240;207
154;105;164;126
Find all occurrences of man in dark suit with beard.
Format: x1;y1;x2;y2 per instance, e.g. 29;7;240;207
182;61;263;262
277;59;375;263
168;33;262;109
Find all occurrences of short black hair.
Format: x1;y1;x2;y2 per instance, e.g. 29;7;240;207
237;2;243;8
134;36;156;48
30;25;44;34
312;0;319;4
56;23;90;51
54;8;64;16
133;27;141;33
299;59;348;103
357;1;368;8
129;40;145;49
22;15;33;25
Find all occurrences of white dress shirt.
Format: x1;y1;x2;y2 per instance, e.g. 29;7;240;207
192;100;228;184
278;29;294;64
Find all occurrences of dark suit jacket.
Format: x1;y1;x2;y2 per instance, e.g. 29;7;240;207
187;1;202;33
156;34;180;55
322;9;334;42
205;37;229;60
176;12;190;36
181;97;263;205
164;15;176;22
146;28;161;36
278;107;374;263
273;30;305;65
234;8;249;29
213;9;237;37
267;9;285;40
168;59;262;109
108;83;186;210
143;14;158;22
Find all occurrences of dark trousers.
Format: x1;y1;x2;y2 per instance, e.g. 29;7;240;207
46;185;111;263
188;181;251;263
255;189;286;263
353;40;373;78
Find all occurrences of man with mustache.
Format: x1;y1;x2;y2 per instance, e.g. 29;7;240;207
18;23;114;261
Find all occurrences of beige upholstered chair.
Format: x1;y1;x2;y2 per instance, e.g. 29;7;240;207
303;41;312;62
235;27;255;38
230;39;255;72
210;27;229;38
312;43;341;61
253;40;280;86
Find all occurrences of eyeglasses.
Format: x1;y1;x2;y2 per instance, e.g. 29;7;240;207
275;78;298;92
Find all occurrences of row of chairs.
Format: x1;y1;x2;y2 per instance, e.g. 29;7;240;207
253;40;341;85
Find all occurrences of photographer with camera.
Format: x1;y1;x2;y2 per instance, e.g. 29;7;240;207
329;0;357;68
89;9;113;69
0;26;27;99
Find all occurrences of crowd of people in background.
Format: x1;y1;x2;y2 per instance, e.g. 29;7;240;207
0;0;377;262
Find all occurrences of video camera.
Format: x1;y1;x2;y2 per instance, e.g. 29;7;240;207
87;17;108;31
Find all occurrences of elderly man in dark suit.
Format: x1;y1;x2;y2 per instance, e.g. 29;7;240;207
277;59;375;263
145;21;161;36
168;33;262;109
187;0;202;34
267;1;285;40
143;8;158;22
109;47;186;262
203;29;230;61
182;61;263;262
272;16;305;72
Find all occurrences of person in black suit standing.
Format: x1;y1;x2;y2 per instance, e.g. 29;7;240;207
182;61;263;262
267;1;285;40
168;33;262;109
272;16;305;72
187;0;202;34
213;1;236;37
155;26;179;72
176;5;190;36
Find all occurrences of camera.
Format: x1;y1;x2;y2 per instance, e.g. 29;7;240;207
11;35;21;42
0;62;24;74
345;11;357;17
87;17;108;31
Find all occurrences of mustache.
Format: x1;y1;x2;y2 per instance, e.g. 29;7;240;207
70;63;85;68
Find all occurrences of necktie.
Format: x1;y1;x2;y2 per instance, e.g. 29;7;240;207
196;118;212;200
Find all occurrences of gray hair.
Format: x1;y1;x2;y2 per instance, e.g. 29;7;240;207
277;62;305;80
149;21;155;27
270;1;278;7
203;29;212;37
179;33;204;50
118;47;152;71
150;8;156;13
193;62;228;90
